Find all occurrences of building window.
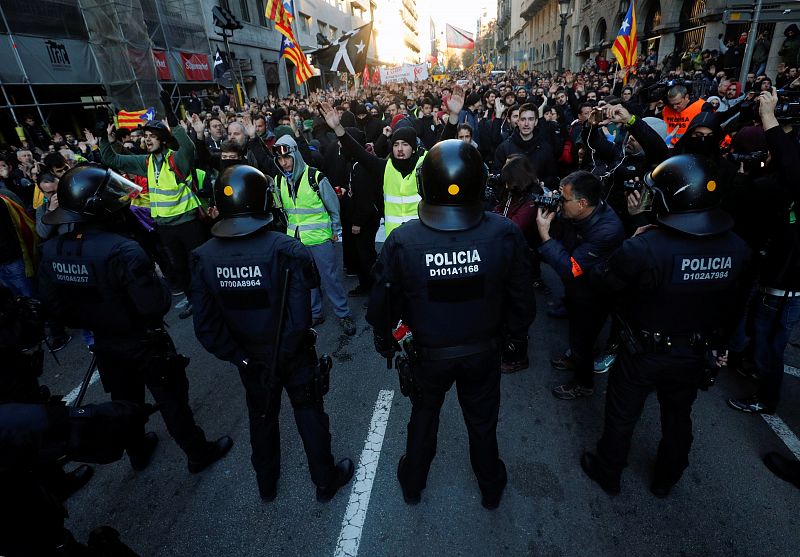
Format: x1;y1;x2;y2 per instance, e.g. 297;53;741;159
337;0;346;11
256;0;268;26
351;5;364;18
329;26;338;40
299;12;311;33
318;20;328;36
239;0;250;22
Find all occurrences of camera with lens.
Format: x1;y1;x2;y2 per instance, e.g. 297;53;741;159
776;88;800;125
485;173;501;204
617;165;644;191
531;191;563;211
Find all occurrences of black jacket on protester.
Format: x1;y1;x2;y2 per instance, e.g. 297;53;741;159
493;127;558;183
414;115;441;150
357;115;384;144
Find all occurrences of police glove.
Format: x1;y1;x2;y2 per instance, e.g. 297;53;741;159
373;334;399;359
160;89;179;127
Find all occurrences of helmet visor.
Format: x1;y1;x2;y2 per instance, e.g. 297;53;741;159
98;170;142;206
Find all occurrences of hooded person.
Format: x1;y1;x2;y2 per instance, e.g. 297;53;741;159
271;135;356;336
321;102;428;238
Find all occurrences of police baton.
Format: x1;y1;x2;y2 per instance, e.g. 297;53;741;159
73;353;98;408
265;265;291;409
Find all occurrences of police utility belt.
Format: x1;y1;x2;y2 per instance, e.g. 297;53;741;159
416;338;499;361
619;328;712;355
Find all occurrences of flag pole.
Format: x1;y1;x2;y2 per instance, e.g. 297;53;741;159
286;1;308;96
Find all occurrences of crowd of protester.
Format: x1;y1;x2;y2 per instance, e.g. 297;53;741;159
2;31;800;422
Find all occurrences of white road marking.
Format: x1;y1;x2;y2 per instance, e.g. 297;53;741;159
784;364;800;379
62;370;100;406
761;414;800;460
333;389;394;557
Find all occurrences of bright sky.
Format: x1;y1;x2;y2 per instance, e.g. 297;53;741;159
418;0;496;55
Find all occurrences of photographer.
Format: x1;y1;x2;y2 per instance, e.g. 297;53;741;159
727;88;800;416
536;171;625;399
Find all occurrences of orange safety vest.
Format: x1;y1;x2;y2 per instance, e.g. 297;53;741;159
661;99;705;145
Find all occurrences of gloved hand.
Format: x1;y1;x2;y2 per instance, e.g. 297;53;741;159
373;334;398;359
160;89;178;127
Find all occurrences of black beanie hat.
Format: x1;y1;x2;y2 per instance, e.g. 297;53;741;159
391;126;417;146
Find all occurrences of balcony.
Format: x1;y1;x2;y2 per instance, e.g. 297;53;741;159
520;0;548;21
404;32;420;53
402;0;418;21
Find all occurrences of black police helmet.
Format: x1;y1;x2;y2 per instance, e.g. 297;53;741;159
644;153;733;236
42;165;139;225
417;139;487;232
212;165;273;238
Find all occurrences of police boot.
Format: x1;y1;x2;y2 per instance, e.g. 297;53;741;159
397;455;421;505
87;526;140;556
501;338;529;374
129;432;159;471
316;458;354;502
187;436;234;474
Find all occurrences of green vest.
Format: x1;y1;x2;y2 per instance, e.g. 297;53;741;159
146;150;200;219
278;168;332;246
383;152;426;237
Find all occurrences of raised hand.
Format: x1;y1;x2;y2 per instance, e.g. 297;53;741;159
447;85;465;118
320;102;345;135
191;114;206;138
242;114;256;138
83;129;98;147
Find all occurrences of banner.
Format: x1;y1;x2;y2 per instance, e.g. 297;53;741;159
379;63;429;84
180;52;212;81
0;35;100;84
153;50;171;81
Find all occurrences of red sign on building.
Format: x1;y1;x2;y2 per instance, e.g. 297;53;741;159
180;52;212;81
153;50;170;80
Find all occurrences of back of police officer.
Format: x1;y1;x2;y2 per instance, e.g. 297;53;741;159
366;139;536;509
190;165;353;503
37;165;232;474
581;154;751;498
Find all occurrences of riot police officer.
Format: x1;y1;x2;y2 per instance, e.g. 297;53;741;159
190;165;353;502
38;165;233;474
581;154;751;498
367;140;536;509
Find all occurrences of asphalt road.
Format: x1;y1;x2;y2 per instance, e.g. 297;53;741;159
40;260;800;557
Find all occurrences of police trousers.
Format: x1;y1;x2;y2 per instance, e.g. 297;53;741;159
95;346;209;462
596;348;703;485
237;360;336;492
566;290;610;388
399;349;507;498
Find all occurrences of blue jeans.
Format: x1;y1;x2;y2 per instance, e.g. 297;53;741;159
0;258;33;297
308;240;351;319
754;292;800;406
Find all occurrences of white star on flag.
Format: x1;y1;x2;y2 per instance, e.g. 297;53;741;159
621;19;630;32
355;40;365;54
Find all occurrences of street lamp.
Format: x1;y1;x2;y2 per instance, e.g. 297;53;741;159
557;0;570;72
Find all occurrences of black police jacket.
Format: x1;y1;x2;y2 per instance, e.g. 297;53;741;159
595;226;751;337
190;227;319;366
366;213;536;348
38;227;171;350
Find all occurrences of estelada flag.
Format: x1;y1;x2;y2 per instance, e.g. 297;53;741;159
611;2;637;69
117;107;155;130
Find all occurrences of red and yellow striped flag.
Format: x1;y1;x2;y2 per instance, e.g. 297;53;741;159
117;108;154;130
280;33;313;85
611;2;637;70
265;0;294;39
